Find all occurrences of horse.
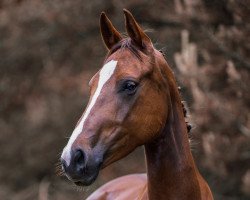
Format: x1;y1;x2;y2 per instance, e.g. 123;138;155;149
60;9;213;200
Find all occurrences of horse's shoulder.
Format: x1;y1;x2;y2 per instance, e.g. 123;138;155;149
86;173;147;200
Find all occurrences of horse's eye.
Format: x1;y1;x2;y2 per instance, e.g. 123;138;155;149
122;80;138;95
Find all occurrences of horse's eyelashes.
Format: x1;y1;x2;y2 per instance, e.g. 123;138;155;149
118;80;138;95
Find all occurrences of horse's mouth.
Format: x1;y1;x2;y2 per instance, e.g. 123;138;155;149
74;178;95;186
72;165;101;186
73;174;98;186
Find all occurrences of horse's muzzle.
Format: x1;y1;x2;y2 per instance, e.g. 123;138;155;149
61;148;102;186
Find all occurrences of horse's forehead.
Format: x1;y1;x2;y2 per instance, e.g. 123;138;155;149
90;49;150;87
106;51;147;78
89;60;118;87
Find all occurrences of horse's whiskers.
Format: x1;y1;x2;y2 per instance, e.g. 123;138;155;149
55;162;65;177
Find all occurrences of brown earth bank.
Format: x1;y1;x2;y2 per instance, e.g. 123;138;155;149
0;0;249;199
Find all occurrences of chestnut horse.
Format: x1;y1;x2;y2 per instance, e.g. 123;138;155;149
60;9;213;200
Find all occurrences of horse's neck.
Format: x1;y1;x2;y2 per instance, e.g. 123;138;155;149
144;84;201;200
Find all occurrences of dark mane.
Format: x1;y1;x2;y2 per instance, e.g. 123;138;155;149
159;50;192;134
108;38;142;60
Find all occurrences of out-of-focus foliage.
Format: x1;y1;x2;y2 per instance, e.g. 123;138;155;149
0;0;249;199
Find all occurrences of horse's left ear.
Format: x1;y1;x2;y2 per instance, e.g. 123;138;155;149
123;9;151;48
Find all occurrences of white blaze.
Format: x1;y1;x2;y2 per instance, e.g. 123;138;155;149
61;60;117;166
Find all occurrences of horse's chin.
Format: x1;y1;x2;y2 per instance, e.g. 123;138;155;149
69;161;102;186
73;170;100;186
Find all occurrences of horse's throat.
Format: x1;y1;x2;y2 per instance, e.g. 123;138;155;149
144;101;201;200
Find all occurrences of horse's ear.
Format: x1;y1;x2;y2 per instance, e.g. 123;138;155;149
100;12;122;50
123;9;151;48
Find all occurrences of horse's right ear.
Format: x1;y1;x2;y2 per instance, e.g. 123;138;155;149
100;12;122;50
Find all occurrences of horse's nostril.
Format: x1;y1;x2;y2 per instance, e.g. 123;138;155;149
72;149;85;175
74;149;85;165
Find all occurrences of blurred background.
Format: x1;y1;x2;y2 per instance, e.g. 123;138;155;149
0;0;249;199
